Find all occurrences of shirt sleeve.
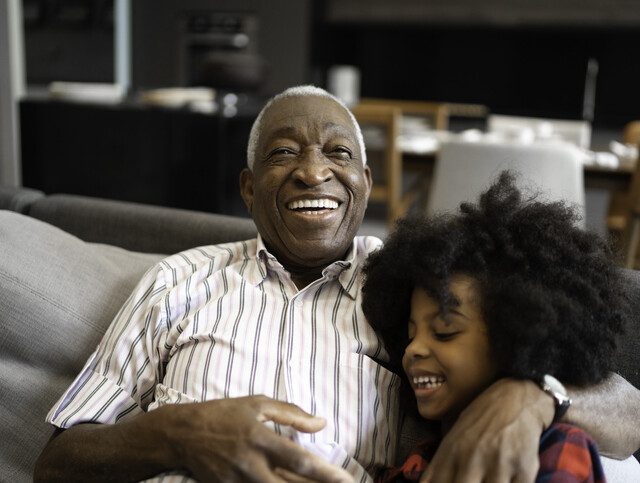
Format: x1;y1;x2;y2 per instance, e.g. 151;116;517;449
375;438;436;483
46;264;168;428
537;423;606;483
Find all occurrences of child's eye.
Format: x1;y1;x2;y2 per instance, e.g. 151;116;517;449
433;332;459;341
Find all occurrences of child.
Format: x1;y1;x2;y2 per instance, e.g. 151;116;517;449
362;171;628;482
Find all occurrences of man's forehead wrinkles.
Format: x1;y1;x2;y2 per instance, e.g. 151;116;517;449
264;122;356;143
267;126;299;138
326;122;357;141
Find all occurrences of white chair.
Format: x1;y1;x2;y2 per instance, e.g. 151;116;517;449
488;114;592;150
426;140;586;228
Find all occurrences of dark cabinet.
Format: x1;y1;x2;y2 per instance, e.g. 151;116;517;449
20;99;256;216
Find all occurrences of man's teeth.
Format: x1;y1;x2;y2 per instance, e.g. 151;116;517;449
413;375;445;389
287;199;339;211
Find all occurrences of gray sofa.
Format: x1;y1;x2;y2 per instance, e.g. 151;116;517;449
1;186;638;482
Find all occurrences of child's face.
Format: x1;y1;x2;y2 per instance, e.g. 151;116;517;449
403;275;497;424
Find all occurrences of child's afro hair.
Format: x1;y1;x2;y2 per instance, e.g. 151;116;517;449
362;171;628;386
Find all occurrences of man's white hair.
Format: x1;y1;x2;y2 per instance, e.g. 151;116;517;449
246;85;366;170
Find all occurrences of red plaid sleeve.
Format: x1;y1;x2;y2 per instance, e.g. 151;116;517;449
537;423;606;483
376;423;605;483
375;439;433;483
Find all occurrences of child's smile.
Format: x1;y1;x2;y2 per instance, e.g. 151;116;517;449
412;373;445;391
403;275;498;426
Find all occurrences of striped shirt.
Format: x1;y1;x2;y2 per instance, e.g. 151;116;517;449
47;235;400;482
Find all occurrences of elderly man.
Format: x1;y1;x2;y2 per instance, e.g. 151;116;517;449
35;86;639;482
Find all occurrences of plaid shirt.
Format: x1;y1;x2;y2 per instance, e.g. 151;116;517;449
378;423;606;483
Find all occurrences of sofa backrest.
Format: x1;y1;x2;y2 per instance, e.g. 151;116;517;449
0;185;44;213
0;186;258;254
28;194;257;254
617;269;640;389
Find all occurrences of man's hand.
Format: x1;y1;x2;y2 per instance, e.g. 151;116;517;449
160;395;353;482
35;395;353;482
421;378;554;483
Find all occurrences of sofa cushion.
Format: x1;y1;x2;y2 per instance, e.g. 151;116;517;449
0;211;162;482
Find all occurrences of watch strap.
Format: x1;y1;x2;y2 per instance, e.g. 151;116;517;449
539;374;572;424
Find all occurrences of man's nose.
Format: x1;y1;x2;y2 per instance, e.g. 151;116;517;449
292;149;333;186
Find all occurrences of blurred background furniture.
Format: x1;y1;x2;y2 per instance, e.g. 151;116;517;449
353;98;487;228
358;98;451;131
19;97;258;217
487;114;592;149
615;147;640;268
426;140;586;227
625;199;640;269
351;102;402;227
352;99;449;227
605;121;640;265
623;121;640;146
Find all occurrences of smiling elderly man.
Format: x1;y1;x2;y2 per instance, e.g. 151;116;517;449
35;86;640;483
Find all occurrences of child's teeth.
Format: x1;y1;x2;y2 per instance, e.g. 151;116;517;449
413;375;445;388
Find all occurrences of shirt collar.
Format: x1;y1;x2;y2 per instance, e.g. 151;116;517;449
245;234;361;299
244;235;270;286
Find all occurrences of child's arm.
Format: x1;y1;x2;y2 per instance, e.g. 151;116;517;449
565;372;640;459
537;423;606;483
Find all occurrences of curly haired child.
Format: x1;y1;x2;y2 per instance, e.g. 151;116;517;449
362;171;629;482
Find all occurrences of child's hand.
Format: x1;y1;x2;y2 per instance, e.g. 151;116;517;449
421;378;554;483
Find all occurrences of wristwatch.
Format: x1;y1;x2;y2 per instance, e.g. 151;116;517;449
539;374;572;424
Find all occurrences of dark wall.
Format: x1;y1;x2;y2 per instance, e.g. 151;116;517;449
23;0;114;84
23;0;312;96
23;1;640;129
131;0;311;95
312;10;640;129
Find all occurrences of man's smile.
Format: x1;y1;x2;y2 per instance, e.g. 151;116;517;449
287;198;340;211
285;196;342;218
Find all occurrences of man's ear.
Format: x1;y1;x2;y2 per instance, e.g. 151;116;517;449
239;168;254;214
363;165;373;201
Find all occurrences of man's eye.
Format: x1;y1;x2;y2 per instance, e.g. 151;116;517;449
268;147;297;158
329;146;353;159
433;332;459;342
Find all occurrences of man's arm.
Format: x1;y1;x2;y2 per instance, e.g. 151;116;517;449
34;395;353;483
422;374;640;483
422;378;552;483
565;372;640;458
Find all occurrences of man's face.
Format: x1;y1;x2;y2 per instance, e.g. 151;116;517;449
240;95;371;272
